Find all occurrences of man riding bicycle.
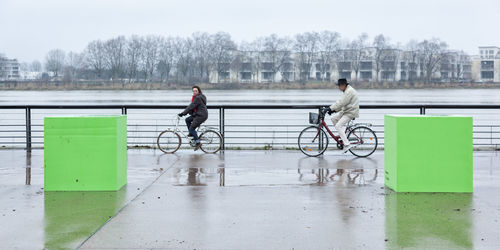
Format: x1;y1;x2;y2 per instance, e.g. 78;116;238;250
178;86;208;151
328;78;359;153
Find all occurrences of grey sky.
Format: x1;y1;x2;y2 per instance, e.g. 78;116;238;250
1;0;497;63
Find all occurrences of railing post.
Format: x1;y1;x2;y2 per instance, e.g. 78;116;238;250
420;106;426;115
219;107;225;151
121;107;127;115
25;107;31;151
25;151;31;185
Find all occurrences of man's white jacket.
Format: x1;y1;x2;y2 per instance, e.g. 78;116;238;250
329;85;360;119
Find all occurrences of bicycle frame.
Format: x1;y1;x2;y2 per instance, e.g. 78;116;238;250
171;115;213;140
314;117;364;146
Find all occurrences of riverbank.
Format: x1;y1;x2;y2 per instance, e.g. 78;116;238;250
1;81;499;90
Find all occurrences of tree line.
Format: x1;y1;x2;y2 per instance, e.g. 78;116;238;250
18;31;457;84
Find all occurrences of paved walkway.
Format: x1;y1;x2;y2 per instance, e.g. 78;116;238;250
1;149;499;249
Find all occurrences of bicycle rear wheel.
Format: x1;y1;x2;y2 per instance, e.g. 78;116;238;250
298;126;329;157
347;126;378;157
157;130;181;154
199;130;222;154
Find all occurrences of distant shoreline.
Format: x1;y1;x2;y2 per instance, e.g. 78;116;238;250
1;81;499;91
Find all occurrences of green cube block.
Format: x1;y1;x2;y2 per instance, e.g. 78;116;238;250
44;116;127;191
384;115;472;192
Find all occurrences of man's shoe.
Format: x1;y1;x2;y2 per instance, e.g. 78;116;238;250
343;144;354;153
194;142;201;151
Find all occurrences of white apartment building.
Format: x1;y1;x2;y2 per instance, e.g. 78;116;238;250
209;48;475;84
471;46;500;82
0;57;20;81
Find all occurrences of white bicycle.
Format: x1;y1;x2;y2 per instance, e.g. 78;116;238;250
157;115;223;154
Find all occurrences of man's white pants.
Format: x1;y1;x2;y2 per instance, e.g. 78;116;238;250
331;113;352;146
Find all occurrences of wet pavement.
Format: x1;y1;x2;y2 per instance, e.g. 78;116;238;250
0;149;499;249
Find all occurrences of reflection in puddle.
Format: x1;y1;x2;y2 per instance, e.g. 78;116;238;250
170;155;380;187
298;168;378;185
385;192;473;249
44;189;126;249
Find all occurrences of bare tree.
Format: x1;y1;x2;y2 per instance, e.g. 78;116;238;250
45;49;66;77
140;35;162;82
349;33;368;83
192;32;212;83
262;34;293;83
65;51;84;82
84;40;106;79
104;36;126;81
317;31;341;82
240;38;265;83
31;60;42;72
210;32;237;83
174;37;193;83
373;34;389;84
294;32;320;83
157;37;177;83
20;62;30;71
124;35;143;83
403;40;420;84
418;38;447;84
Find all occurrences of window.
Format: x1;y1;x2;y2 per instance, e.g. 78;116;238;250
240;72;251;80
241;63;252;71
282;72;294;81
282;63;293;71
360;72;372;80
218;63;230;71
262;62;274;71
219;72;229;79
480;50;483;54
340;72;351;79
382;61;395;71
262;72;274;80
338;62;351;71
315;64;321;71
490;50;494;54
481;71;494;79
360;61;372;70
481;61;494;70
382;71;395;80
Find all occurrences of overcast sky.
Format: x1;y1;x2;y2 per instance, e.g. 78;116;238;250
1;0;498;63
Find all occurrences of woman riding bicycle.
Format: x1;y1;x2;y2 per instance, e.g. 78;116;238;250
178;86;208;151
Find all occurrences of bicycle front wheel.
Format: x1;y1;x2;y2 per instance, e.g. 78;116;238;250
199;130;222;154
157;130;181;154
347;126;378;157
298;126;329;157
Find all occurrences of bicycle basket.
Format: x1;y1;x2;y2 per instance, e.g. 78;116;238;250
309;112;320;124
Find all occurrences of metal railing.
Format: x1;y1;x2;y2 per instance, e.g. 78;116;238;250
1;104;500;150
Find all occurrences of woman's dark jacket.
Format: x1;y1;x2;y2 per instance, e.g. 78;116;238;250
180;94;208;119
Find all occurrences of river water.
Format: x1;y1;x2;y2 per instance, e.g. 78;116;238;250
1;88;500;105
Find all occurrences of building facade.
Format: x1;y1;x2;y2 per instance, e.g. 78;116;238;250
0;57;20;81
471;46;500;82
209;48;480;84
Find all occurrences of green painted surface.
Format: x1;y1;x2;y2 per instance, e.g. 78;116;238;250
385;192;473;249
44;190;126;249
44;116;127;191
384;115;473;192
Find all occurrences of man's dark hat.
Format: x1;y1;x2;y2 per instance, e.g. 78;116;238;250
336;78;348;86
